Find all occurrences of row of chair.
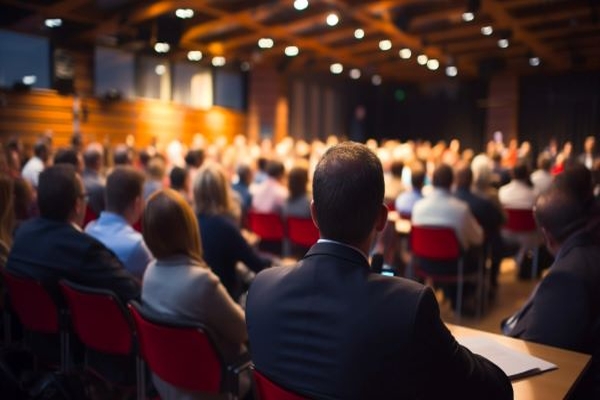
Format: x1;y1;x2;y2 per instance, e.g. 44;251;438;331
0;269;303;399
247;211;320;250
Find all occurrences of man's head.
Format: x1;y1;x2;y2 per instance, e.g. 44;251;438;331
106;166;145;224
312;142;386;247
410;162;426;191
113;145;132;166
54;148;83;173
169;167;189;192
83;143;104;172
33;140;49;162
512;162;530;182
455;165;473;190
266;160;285;180
536;153;552;172
432;164;453;190
38;164;86;225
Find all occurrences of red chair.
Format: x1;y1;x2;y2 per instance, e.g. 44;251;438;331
59;280;140;391
1;269;70;372
82;205;98;229
503;208;541;279
247;211;285;241
286;217;319;248
410;226;483;319
128;301;250;400
253;368;306;400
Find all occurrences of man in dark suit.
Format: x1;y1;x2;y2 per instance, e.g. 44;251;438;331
246;142;512;400
503;186;600;399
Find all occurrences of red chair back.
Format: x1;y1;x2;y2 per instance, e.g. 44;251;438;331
83;205;98;228
504;208;537;232
1;269;59;334
128;301;223;393
411;226;461;261
287;217;319;248
253;369;306;400
59;280;133;355
248;211;285;241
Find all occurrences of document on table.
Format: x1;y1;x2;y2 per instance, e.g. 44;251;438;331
458;336;557;380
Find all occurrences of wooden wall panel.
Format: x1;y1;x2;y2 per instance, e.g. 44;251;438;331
0;90;247;149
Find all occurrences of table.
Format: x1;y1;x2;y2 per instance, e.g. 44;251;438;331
448;324;591;400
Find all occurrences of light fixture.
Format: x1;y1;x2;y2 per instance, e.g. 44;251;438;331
154;42;170;53
187;50;203;61
446;66;458;77
240;61;251;71
285;46;299;56
326;13;339;27
498;38;509;48
354;28;364;39
212;56;226;67
258;38;274;49
426;59;440;70
481;25;493;36
379;39;392;51
399;48;412;59
44;18;62;28
175;8;194;19
417;54;428;65
371;75;382;86
22;75;37;85
462;12;474;22
529;56;541;67
349;68;361;79
155;64;166;76
294;0;309;11
330;63;343;74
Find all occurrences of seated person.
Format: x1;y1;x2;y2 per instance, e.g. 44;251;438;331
246;142;512;399
282;162;311;219
169;166;192;205
142;189;248;399
251;160;288;213
498;162;536;210
395;161;425;217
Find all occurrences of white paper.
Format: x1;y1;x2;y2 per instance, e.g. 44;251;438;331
458;336;557;380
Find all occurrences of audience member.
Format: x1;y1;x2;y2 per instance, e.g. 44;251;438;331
530;153;553;196
502;186;600;399
113;144;133;166
231;163;253;217
579;136;597;170
169;166;192;204
251;159;288;213
142;189;249;400
194;162;270;300
21;139;49;188
394;161;425;217
53;147;83;173
282;163;311;218
81;143;106;216
384;159;405;203
86;167;152;280
491;152;511;188
246;142;512;399
498;162;536;210
143;156;166;200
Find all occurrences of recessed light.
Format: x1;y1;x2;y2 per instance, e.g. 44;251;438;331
294;0;309;11
379;40;392;51
187;51;202;61
175;9;194;19
258;38;274;49
349;68;361;79
22;75;37;85
371;75;382;86
285;46;299;57
399;48;412;59
354;28;364;39
155;65;166;75
417;54;428;65
154;42;170;53
240;61;251;71
529;57;541;67
481;25;493;36
44;18;62;28
426;59;440;70
330;63;343;74
446;66;458;77
212;56;226;67
326;13;339;27
498;38;509;48
462;12;474;22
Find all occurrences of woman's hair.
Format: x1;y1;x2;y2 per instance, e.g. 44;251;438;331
143;189;203;262
193;162;233;216
0;175;15;248
288;164;309;200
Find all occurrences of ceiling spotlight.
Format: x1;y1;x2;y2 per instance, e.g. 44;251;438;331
294;0;309;11
354;28;364;39
529;56;541;67
240;61;251;71
22;75;37;85
481;25;493;36
285;46;299;57
462;12;474;22
155;64;166;76
330;63;343;74
258;38;274;49
154;42;170;53
349;68;361;79
426;59;440;70
44;18;62;28
326;13;339;27
417;54;428;65
498;38;509;48
212;56;226;67
175;8;194;19
446;66;458;77
187;50;203;61
379;39;392;51
399;48;412;59
371;74;382;86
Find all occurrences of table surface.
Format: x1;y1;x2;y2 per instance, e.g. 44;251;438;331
448;324;591;400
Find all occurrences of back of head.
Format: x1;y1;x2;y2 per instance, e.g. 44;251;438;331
313;142;384;244
38;164;80;221
432;163;453;190
113;145;132;166
106;166;145;214
512;162;530;182
534;186;587;243
554;163;594;207
193;162;230;215
83;143;103;170
537;152;552;171
390;160;404;178
54;148;82;170
146;156;166;180
455;165;473;190
169;167;188;191
33;140;49;160
143;189;202;261
410;162;426;190
236;163;252;185
266;160;285;179
185;149;205;169
288;165;309;199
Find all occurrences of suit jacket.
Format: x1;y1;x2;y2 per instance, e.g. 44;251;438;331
506;231;600;399
246;242;512;400
6;217;140;303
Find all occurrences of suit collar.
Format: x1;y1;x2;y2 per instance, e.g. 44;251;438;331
304;241;370;268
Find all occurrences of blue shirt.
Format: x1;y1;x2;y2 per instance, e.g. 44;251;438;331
85;212;153;280
395;189;423;216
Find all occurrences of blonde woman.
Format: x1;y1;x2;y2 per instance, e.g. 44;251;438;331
194;162;270;301
142;189;248;399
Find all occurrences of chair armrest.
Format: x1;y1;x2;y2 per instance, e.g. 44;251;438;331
225;353;252;399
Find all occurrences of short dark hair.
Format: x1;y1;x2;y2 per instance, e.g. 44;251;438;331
455;166;473;190
534;187;587;243
432;164;453;190
83;147;102;169
512;162;530;181
288;165;308;200
106;166;145;214
390;160;404;178
410;162;426;190
266;160;285;179
554;163;594;207
185;149;204;168
54;148;80;168
113;145;132;165
313;142;384;244
38;164;81;221
33;140;49;159
169;167;188;191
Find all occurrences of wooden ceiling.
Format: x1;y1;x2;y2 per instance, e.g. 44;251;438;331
1;0;599;83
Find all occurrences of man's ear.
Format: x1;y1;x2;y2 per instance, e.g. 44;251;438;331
310;200;319;231
374;204;388;233
540;226;558;255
